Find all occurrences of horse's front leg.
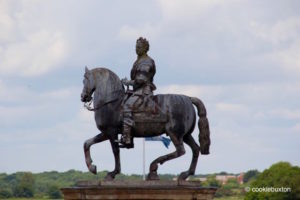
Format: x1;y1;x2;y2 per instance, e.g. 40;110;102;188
105;132;121;181
84;133;108;174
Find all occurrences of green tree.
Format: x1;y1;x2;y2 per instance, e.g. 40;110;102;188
243;169;259;183
0;188;13;199
47;185;62;199
223;178;239;189
245;162;300;200
13;172;35;197
216;178;241;197
202;175;221;187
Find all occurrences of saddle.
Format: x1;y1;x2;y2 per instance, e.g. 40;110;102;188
123;90;168;124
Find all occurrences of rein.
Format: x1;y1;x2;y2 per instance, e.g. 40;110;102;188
84;97;119;111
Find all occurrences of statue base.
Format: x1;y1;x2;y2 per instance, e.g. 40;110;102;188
61;180;217;200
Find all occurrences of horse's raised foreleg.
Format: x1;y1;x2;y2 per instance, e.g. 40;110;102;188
178;134;200;181
84;133;108;174
147;133;186;180
105;133;121;181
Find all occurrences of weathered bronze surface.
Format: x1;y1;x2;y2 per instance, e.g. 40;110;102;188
61;181;217;200
80;37;211;181
120;37;157;148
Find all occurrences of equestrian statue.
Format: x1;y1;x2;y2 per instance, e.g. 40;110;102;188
81;37;211;181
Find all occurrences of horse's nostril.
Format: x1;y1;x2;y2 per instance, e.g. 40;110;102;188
81;94;86;101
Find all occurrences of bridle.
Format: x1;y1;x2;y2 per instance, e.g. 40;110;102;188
82;71;123;111
84;97;119;111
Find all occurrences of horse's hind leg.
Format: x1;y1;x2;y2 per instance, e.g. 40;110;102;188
178;134;200;181
84;133;108;174
147;133;186;180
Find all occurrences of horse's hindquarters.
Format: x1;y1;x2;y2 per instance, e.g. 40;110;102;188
132;94;196;138
161;94;196;136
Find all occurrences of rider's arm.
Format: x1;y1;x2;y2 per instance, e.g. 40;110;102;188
127;80;135;86
121;78;135;86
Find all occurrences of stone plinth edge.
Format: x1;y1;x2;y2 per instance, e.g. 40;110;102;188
61;180;217;200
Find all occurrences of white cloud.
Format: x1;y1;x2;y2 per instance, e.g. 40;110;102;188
118;0;229;42
0;1;69;76
119;24;161;42
40;87;76;100
0;82;80;127
157;0;228;21
1;30;68;76
0;1;16;42
0;80;33;103
216;103;249;114
269;108;300;120
250;17;300;74
0;107;100;173
292;123;300;132
276;40;300;73
0;80;78;104
250;17;300;45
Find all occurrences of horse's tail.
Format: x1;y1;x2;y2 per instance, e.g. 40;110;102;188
190;97;210;155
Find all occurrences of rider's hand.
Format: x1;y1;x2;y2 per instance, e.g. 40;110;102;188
121;77;129;85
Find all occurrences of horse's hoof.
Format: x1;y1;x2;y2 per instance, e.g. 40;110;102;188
104;173;114;181
146;172;160;180
178;172;189;181
89;164;97;174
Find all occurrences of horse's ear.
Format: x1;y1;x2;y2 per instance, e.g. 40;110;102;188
85;66;89;73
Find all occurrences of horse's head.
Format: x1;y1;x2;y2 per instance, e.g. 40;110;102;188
81;66;95;102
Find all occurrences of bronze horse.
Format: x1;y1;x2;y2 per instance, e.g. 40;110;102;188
81;67;210;181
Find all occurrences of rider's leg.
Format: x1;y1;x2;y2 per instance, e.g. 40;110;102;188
120;95;140;148
122;111;134;145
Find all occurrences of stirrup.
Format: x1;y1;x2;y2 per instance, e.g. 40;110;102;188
119;143;134;149
114;136;129;144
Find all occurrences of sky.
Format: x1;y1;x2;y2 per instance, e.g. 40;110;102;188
1;0;300;175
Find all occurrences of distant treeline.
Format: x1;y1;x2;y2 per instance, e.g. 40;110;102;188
0;170;178;199
0;161;299;199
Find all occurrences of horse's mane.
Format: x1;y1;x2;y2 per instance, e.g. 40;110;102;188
90;67;124;104
91;67;117;79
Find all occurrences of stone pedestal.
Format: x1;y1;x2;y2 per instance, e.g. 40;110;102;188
61;180;217;200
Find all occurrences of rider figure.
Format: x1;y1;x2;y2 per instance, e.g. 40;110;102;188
120;37;156;148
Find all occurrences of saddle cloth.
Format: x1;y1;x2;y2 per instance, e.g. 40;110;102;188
131;94;168;123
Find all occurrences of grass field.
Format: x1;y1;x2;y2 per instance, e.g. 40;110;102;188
215;196;244;200
6;197;244;200
6;199;63;200
5;199;244;200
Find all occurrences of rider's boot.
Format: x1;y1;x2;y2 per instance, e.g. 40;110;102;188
120;124;134;149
